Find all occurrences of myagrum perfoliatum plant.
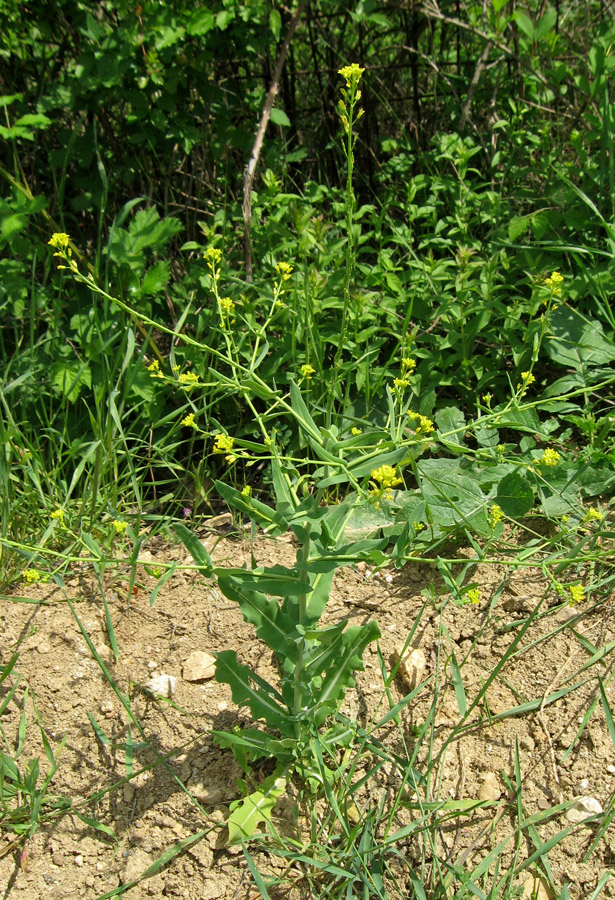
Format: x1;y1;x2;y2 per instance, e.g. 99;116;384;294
175;478;386;843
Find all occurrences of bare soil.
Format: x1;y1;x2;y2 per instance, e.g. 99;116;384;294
1;530;615;899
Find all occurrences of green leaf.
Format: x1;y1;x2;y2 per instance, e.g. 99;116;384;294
216;574;299;660
270;107;291;128
187;9;215;35
545;307;615;371
310;621;381;725
214;651;291;732
227;772;287;844
269;8;282;41
140;260;171;296
173;523;213;574
496;472;534;518
435;406;466;449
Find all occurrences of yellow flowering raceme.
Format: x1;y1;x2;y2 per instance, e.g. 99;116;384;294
300;364;315;379
338;64;365;88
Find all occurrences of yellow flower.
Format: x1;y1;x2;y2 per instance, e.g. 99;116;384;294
518;371;536;395
213;434;234;455
351;427;362;436
488;504;504;527
569;584;584;605
112;520;127;534
300;364;315;379
582;507;602;523
545;271;564;289
50;508;65;523
48;233;70;250
393;377;410;389
241;485;252;497
401;357;416;372
539;447;560;466
147;359;160;373
23;568;41;583
219;296;235;319
338;63;365;88
482;393;493;405
179;371;200;390
275;261;294;281
416;415;434;435
181;412;198;429
369;465;403;503
204;247;223;265
466;588;481;605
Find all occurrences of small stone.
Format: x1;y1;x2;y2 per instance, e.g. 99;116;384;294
147;661;157;670
522;874;555;900
183;650;217;682
52;853;64;867
192;784;224;804
607;765;615;774
123;784;135;803
144;674;176;698
477;772;501;802
121;849;151;884
394;646;427;691
566;796;603;824
520;735;535;752
37;641;51;654
577;778;589;791
217;701;228;712
384;573;393;584
100;700;113;716
74;854;84;867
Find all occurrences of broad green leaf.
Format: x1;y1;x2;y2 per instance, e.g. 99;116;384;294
222;565;313;597
545;307;615;371
227;772;286;844
187;8;215;34
140;260;171;296
269;8;282;41
496;471;534;518
214;650;291;732
435;406;466;449
417;460;490;534
311;621;381;725
217;574;299;659
270;107;291;128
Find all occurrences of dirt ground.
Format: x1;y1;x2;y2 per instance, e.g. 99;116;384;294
1;528;615;900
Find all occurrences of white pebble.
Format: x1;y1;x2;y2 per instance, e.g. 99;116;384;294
566;796;603;824
144;674;176;698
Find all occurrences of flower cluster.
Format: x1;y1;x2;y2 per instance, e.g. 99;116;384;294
147;359;164;379
300;363;315;379
408;411;435;436
518;371;535;395
50;508;65;524
218;296;236;326
545;270;564;295
181;412;198;429
213;433;236;464
205;246;222;280
275;261;293;282
539;447;560;467
369;464;402;506
112;519;127;534
568;584;584;605
338;64;365;90
489;503;504;528
466;588;481;605
23;568;42;583
179;371;200;390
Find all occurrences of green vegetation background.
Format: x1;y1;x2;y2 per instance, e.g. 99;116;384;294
1;0;615;573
